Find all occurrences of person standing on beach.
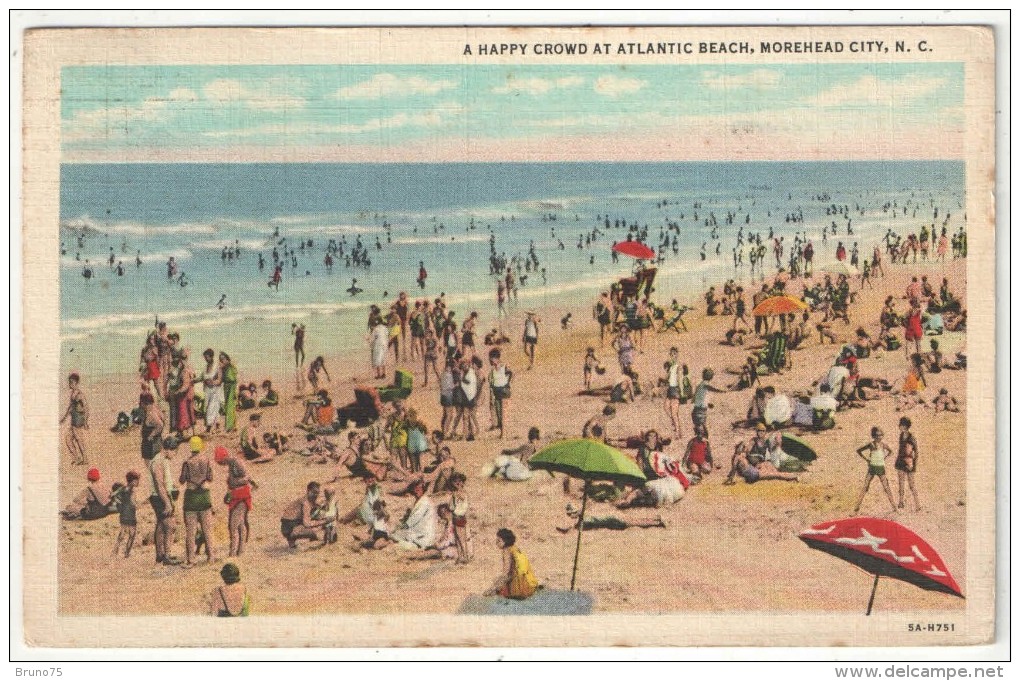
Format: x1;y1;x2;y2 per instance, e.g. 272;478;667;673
395;292;410;361
180;436;216;567
139;392;164;462
370;316;389;379
215;445;256;557
220;352;239;433
613;327;641;395
496;281;508;329
594;292;613;345
692;368;726;435
895;417;922;511
60;372;89;465
292;323;306;369
522;311;540;370
663;348;683;439
853;426;898;514
148;440;180;565
488;348;512;439
201;349;224;434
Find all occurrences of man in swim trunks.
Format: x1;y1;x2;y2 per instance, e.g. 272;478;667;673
279;482;330;549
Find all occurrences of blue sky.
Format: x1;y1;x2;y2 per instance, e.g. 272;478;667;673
61;63;964;162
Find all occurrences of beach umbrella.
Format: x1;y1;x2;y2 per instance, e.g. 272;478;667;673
752;295;808;317
612;241;656;260
529;438;646;590
799;517;963;615
781;433;818;462
823;262;859;277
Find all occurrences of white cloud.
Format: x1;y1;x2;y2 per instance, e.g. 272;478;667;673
804;75;947;108
202;78;306;111
334;73;457;100
701;69;781;91
200;102;463;139
492;76;584;95
593;75;646;97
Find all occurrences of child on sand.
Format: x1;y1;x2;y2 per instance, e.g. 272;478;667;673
362;499;393;549
449;472;474;563
853;426;898;514
314;487;340;545
112;470;140;557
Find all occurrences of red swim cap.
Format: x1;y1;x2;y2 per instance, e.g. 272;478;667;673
87;468;100;482
214;445;230;463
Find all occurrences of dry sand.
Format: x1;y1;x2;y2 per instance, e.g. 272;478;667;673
57;259;969;616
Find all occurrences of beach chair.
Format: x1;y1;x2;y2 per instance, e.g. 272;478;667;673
378;368;413;402
337;386;384;428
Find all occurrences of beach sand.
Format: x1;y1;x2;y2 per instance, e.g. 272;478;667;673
57;258;968;616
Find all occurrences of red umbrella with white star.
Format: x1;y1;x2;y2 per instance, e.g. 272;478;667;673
799;517;963;615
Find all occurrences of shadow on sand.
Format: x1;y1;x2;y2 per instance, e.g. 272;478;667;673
457;589;594;616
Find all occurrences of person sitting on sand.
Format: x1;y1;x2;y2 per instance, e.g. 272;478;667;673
301;389;333;427
341;473;383;529
238;382;258;411
421;446;456;493
406;503;458;560
392;478;437;550
932;388;961;413
61;467;113;520
681;425;714;477
484;528;538;600
615;430;687;508
556;503;665;534
893;354;928;411
723;328;748;347
356;499;394;550
723;441;799;485
279;481;332;549
582;405;616;443
209;563;250;617
258;380;279;407
924;339;945;374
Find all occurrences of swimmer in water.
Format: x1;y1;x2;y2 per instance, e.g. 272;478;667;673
216;295;227;310
346;278;363;297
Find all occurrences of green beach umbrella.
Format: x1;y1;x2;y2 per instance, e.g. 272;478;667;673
529;438;646;590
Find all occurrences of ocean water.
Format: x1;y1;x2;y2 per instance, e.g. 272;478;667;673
59;161;964;378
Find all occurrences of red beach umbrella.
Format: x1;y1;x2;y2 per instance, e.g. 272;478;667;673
612;241;656;260
799;517;963;615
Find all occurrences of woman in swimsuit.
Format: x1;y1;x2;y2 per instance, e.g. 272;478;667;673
209;563;250;617
853;426;898;514
60;372;89;465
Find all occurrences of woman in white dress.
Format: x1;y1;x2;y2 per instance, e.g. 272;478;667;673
371;321;389;379
201;348;224;434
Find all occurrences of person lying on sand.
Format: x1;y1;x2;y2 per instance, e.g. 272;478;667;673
723;441;799;485
555;503;665;533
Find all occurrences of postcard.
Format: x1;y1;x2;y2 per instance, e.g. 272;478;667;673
19;24;996;648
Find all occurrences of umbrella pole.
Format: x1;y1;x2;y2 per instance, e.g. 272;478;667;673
866;574;880;616
569;480;590;591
